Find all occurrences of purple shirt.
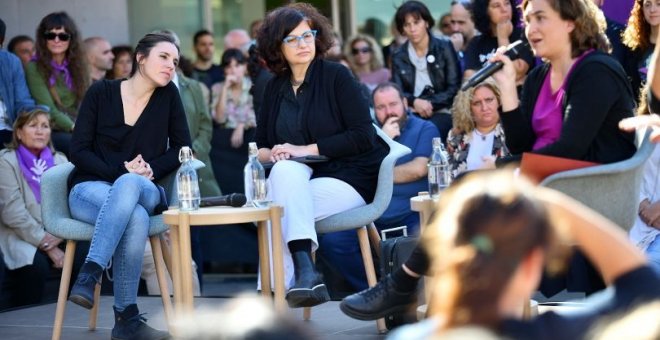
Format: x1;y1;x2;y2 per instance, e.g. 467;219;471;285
532;50;592;150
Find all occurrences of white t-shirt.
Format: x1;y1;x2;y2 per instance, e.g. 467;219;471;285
466;130;495;171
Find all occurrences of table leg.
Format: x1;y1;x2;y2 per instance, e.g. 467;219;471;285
257;220;272;298
269;206;286;312
169;224;183;317
177;212;194;314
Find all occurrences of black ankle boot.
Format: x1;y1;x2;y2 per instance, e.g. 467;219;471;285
111;304;170;340
69;261;103;309
285;251;330;308
339;274;417;321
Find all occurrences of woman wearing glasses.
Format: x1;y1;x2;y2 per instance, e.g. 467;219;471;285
344;34;391;92
25;12;89;157
256;3;388;308
0;107;71;308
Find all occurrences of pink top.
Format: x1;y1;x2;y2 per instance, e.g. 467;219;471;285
532;50;593;150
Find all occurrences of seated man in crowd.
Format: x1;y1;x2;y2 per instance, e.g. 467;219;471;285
372;82;439;235
84;36;114;82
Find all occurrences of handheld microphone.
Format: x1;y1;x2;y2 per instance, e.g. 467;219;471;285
460;40;527;91
200;193;247;208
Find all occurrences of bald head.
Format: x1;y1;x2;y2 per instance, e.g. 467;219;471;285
224;29;250;53
84;37;114;79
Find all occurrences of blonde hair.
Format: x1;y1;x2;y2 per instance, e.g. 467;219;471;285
344;34;385;72
450;78;501;134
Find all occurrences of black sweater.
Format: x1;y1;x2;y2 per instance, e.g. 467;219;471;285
501;51;636;164
256;59;388;202
69;80;191;189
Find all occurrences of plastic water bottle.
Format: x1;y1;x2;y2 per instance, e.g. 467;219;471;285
176;146;200;211
244;142;268;207
428;137;451;199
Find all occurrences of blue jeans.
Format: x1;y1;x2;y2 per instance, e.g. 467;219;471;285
69;173;160;309
647;236;660;274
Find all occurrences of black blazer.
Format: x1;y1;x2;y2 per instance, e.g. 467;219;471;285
256;59;388;202
501;51;636;164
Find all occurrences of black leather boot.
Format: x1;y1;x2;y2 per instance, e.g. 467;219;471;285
285;251;330;308
69;261;103;309
339;274;417;321
111;304;170;340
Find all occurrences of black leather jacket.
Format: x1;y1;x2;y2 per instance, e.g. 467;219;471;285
391;34;461;113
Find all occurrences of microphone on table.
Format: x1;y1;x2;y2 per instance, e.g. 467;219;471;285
460;40;527;91
200;193;247;208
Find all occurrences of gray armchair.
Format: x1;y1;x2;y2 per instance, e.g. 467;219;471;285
540;129;654;231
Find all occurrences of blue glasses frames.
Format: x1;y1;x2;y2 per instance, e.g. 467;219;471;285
282;30;317;47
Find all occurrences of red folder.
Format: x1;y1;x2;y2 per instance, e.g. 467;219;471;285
520;152;599;184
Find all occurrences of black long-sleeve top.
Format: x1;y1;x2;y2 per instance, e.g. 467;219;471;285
501;51;636;164
256;59;388;203
69;80;191;190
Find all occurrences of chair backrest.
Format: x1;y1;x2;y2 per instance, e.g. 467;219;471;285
41;160;205;240
315;125;412;233
540;129;654;230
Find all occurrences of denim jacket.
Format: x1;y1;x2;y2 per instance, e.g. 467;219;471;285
391;34;461;113
0;51;35;125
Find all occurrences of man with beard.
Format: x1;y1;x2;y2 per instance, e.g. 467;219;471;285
192;29;224;92
372;82;439;234
84;37;114;82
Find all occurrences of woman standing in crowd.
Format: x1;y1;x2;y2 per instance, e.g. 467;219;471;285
389;171;660;339
105;45;133;80
344;34;391;92
463;0;535;84
256;3;387;308
391;0;461;142
622;0;660;102
446;79;510;177
25;12;89;156
0;107;69;308
67;33;189;340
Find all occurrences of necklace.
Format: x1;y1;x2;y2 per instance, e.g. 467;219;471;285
474;129;491;141
291;78;304;87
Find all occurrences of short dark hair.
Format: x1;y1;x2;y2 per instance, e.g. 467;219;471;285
7;35;33;53
372;82;405;102
473;0;521;37
256;3;334;76
394;1;435;36
131;33;180;76
221;48;247;68
193;29;212;45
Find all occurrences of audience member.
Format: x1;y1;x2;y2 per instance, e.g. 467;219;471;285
446;78;510;177
449;0;478;55
191;29;224;93
464;0;535;85
382;19;407;70
390;171;660;339
438;13;453;36
224;28;251;54
0;107;69;308
105;45;133;80
344;34;391;92
67;33;189;340
256;3;388;307
591;0;627;67
84;37;114;82
391;0;461;142
25;12;90;157
372;82;439;234
622;0;659;102
326;30;344;58
0;19;36;148
7;35;34;66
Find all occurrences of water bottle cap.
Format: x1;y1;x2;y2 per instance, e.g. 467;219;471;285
179;146;193;163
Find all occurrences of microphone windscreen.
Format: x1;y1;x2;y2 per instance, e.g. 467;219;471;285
230;193;247;207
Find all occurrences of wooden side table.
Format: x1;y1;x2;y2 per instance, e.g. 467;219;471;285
410;192;436;230
163;205;285;316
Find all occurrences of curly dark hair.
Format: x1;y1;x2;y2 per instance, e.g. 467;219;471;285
521;0;609;58
394;1;435;36
256;3;333;76
473;0;521;37
622;0;651;52
34;12;89;106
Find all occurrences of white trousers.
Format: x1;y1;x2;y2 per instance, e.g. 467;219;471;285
261;160;366;289
141;240;201;297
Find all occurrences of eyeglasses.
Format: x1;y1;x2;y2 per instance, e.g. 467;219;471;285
351;47;372;55
282;30;317;47
44;32;71;41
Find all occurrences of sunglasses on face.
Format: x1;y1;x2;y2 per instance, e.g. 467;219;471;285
44;32;71;41
351;47;372;55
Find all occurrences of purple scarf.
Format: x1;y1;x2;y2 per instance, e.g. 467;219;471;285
49;59;74;91
16;144;55;203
